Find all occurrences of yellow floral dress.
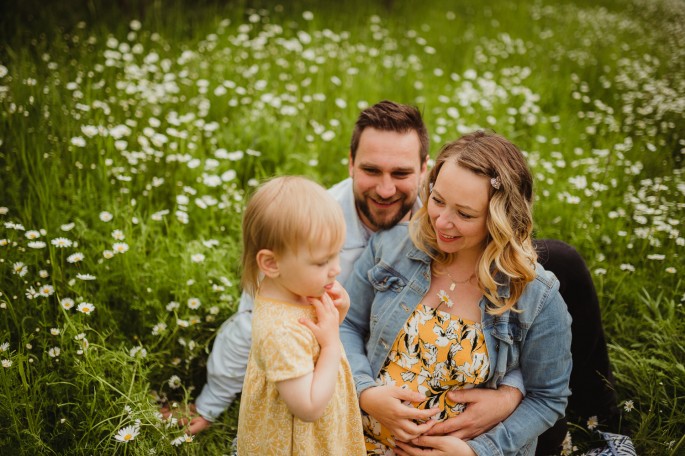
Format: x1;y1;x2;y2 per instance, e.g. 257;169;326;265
238;296;366;456
362;304;490;454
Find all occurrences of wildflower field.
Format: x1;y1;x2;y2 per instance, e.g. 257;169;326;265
1;0;683;454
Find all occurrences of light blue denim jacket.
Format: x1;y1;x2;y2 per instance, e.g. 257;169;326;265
340;224;572;456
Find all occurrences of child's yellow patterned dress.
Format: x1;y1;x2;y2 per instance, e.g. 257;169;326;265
363;304;490;454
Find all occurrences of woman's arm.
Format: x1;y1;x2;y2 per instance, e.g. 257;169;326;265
468;278;572;455
341;234;440;441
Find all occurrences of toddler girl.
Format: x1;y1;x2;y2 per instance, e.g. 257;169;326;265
236;176;365;456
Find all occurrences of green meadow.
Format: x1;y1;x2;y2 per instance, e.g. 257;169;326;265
1;0;683;454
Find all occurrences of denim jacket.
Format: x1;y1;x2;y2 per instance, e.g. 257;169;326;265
340;224;572;456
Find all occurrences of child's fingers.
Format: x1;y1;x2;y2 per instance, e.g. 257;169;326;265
308;295;333;315
299;317;318;332
320;292;334;306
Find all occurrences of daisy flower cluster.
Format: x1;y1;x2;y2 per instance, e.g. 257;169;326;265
0;1;683;453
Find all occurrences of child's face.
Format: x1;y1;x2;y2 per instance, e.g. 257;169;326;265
275;242;342;300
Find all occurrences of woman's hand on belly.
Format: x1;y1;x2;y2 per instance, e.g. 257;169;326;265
394;435;476;456
359;385;439;442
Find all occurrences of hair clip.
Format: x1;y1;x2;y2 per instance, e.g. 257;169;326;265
429;182;434;193
490;176;501;190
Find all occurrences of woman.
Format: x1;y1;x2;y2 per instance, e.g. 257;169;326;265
341;131;572;455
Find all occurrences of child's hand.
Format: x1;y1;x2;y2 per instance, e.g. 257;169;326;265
159;403;212;435
300;292;340;349
186;414;213;434
325;280;350;324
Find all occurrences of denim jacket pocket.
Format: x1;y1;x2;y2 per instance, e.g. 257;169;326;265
368;262;407;293
491;319;523;373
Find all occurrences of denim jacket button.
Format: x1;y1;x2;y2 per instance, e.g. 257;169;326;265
381;339;388;349
496;342;500;351
401;303;409;312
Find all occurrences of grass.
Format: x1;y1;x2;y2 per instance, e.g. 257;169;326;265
0;0;683;454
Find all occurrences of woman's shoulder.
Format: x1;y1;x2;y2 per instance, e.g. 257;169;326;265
532;262;560;291
514;263;563;313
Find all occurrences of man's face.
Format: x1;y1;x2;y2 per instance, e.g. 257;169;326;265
349;127;427;231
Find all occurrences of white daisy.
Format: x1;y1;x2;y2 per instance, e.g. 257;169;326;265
103;250;114;259
38;285;55;297
187;298;201;309
190;253;205;263
48;347;61;357
50;328;61;336
28;241;47;249
111;229;125;240
437;290;454;308
1;359;11;368
586;415;598;430
25;230;41;239
129;346;147;358
114;425;140;443
39;270;49;278
77;337;89;351
67;252;84;263
76;273;96;280
60;222;75;231
168;375;182;389
202;239;219;248
112;242;129;254
77;302;95;314
60;297;75;310
12;262;28;277
151;322;167;335
170;434;193;446
51;237;73;248
70;136;86;147
0;342;9;352
25;287;39;299
99;211;113;222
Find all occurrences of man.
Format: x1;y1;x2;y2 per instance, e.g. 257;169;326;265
174;101;617;455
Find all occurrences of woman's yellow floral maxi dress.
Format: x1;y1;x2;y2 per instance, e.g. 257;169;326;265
362;304;490;454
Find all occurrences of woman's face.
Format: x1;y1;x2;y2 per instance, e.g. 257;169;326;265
427;161;490;257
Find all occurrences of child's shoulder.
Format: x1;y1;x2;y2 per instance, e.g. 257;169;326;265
252;296;317;337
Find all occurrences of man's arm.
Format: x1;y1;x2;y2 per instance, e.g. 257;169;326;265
193;292;254;423
426;385;523;438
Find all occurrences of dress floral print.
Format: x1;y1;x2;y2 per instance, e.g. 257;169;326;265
363;304;490;454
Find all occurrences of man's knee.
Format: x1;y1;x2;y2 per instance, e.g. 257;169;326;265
534;239;587;273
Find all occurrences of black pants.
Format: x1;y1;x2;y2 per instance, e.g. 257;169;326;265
532;240;619;455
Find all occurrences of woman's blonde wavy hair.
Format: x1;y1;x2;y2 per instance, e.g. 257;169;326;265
409;131;537;314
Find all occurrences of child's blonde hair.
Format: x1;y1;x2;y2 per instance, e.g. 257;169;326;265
241;176;345;297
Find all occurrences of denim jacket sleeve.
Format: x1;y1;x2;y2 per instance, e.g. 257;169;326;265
468;271;573;455
340;233;379;397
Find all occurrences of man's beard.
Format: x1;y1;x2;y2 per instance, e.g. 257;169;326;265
355;193;414;231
